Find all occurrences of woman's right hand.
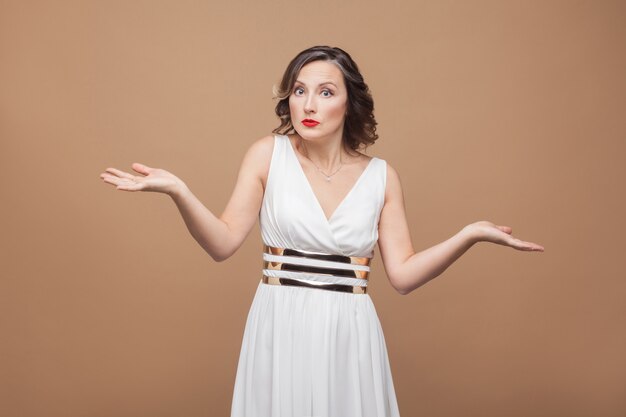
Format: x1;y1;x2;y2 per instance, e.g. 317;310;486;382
100;163;186;196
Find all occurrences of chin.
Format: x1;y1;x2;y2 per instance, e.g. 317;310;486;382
294;127;338;141
294;127;317;139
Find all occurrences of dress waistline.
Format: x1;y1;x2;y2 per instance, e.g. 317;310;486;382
261;245;370;294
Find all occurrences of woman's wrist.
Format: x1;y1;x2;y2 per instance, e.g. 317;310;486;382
460;223;482;245
167;179;190;199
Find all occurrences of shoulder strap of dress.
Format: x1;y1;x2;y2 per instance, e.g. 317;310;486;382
372;157;387;211
265;134;288;194
379;158;387;191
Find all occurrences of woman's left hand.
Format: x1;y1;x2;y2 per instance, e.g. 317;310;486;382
463;221;545;252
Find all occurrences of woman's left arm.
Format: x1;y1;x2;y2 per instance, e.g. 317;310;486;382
377;163;544;295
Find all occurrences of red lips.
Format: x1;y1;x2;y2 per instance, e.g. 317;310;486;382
302;119;319;127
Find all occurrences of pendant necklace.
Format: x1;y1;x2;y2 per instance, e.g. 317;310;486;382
300;138;343;182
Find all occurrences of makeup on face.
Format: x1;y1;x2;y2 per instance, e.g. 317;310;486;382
302;118;320;127
288;61;347;141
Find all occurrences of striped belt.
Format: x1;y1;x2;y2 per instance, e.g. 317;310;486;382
260;245;371;294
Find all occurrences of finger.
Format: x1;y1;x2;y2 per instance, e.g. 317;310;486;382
104;167;135;180
106;175;142;189
509;238;544;252
101;173;129;186
132;163;153;175
526;241;545;251
116;181;143;191
116;185;138;191
497;225;512;234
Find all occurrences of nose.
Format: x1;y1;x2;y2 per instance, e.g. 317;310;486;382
303;94;316;114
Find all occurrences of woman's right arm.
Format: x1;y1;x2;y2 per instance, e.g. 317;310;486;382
101;135;275;262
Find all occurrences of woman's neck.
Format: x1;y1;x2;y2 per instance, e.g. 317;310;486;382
293;133;353;171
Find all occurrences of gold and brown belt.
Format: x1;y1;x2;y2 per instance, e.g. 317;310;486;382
260;244;371;294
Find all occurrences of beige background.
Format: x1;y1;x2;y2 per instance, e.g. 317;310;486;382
1;1;625;416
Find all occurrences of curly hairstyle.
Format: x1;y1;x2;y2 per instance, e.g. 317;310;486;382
272;46;378;152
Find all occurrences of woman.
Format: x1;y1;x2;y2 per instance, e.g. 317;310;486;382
100;46;544;417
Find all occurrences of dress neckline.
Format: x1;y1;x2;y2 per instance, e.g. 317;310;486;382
283;134;376;224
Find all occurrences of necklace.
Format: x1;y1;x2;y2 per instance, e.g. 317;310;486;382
300;138;343;182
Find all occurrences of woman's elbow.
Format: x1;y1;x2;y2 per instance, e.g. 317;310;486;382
211;253;228;263
393;278;429;296
206;245;235;263
202;235;241;262
394;284;411;296
387;272;410;295
396;287;409;296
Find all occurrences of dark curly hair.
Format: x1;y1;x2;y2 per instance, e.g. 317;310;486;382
272;46;378;152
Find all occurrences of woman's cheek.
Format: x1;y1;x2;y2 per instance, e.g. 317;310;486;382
328;100;347;123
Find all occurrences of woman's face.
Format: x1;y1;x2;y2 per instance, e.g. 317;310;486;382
289;60;348;143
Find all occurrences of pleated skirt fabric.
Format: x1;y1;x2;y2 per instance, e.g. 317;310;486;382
230;281;401;417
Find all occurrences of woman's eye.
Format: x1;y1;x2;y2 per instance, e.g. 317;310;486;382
294;87;304;95
321;90;333;97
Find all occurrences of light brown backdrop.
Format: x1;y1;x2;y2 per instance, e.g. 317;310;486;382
1;1;624;416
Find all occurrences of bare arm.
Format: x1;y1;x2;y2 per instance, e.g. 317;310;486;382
100;135;275;262
377;163;544;295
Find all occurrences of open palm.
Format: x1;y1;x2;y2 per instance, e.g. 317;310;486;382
100;163;183;195
466;220;545;252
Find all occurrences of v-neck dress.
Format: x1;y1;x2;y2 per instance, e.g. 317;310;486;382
230;134;401;417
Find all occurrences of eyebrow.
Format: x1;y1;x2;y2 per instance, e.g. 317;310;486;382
294;80;338;88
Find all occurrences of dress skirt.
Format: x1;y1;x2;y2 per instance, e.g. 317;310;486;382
230;281;401;417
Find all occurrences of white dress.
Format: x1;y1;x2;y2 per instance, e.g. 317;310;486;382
230;134;401;417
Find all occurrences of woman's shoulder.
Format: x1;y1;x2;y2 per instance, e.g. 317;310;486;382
379;159;403;203
243;134;276;164
241;134;278;188
353;151;400;202
248;134;276;151
380;158;397;175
